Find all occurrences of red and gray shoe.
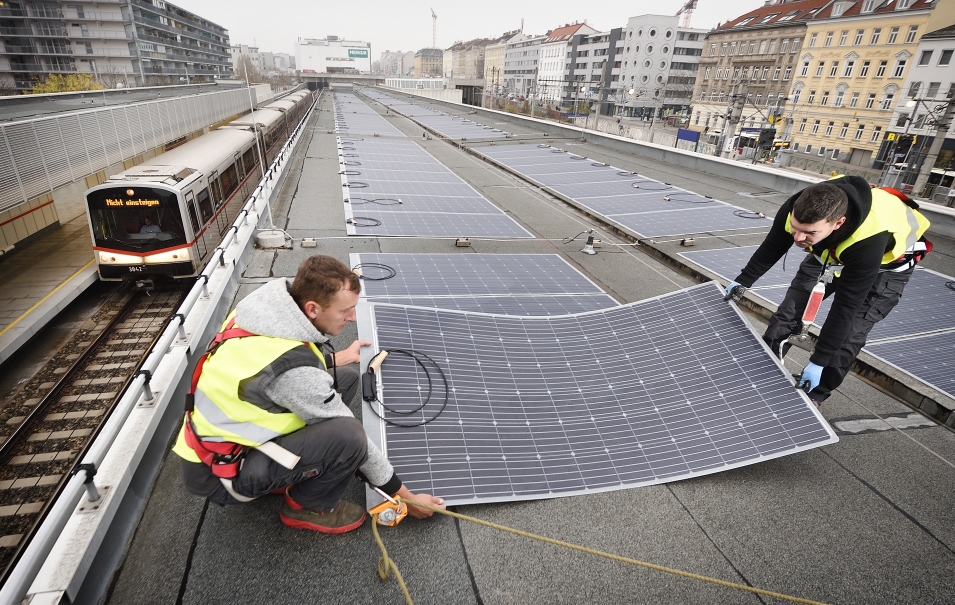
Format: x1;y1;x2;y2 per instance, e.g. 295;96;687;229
280;493;366;534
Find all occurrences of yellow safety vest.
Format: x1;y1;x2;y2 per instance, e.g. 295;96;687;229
172;318;326;464
785;187;930;266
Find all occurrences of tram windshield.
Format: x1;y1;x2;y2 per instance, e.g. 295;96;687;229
86;186;187;253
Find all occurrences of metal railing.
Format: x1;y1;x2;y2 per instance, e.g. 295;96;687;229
0;90;320;605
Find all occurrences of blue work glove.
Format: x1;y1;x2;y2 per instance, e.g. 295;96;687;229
723;281;745;302
798;362;823;393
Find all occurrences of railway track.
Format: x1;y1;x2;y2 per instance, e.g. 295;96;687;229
0;285;187;579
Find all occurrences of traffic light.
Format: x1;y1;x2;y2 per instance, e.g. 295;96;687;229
757;128;777;148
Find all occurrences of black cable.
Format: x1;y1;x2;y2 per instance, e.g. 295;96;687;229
364;349;449;427
617;170;638;177
344;181;368;189
346;216;382;227
569;155;586;160
352;262;396;280
591;162;609;167
631;181;672;191
342;160;361;166
662;195;715;204
946;281;955;292
340;170;361;176
339;146;356;151
733;210;767;219
347;197;402;206
339;137;364;142
562;230;590;244
551;149;566;153
341;153;359;157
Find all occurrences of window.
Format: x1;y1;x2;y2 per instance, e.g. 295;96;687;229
734;67;742;79
791;39;800;53
761;67;768;80
927;82;941;98
888;27;899;44
896;0;910;8
779;10;801;22
881;93;894;110
773;66;781;80
940;50;953;66
818;146;827;156
862;0;875;12
755;92;763;105
876;60;887;77
829;61;839;77
839;123;848;138
811;120;821;134
870;29;881;45
807;90;816;104
781;39;790;53
834;91;845;107
906;26;918;44
800;61;810;77
855;30;865;46
892;59;906;78
805;144;813;153
769;39;778;54
737;41;747;55
759;40;768;54
833;2;847;17
730;42;737;55
798;118;807;132
825;121;834;136
792;89;801;104
849;92;859;107
749;41;756;53
825;32;833;47
870;126;882;142
84;41;93;54
710;43;717;56
909;81;922;97
721;43;727;56
843;60;854;77
854;124;865;140
809;33;818;48
704;67;711;80
816;62;825;77
860;60;870;77
839;31;848;46
783;66;792;80
821;91;830;106
865;93;876;108
919;50;933;66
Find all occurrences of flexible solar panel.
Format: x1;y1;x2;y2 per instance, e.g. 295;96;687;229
360;90;513;140
359;282;838;507
865;331;955;400
350;253;607;298
474;145;773;238
680;245;803;288
364;294;618;315
333;93;406;137
334;99;534;238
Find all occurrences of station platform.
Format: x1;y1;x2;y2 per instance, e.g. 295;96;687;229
99;92;955;605
0;216;96;366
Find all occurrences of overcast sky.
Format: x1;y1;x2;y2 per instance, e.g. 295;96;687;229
172;0;764;57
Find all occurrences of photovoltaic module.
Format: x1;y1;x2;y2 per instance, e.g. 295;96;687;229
359;282;838;507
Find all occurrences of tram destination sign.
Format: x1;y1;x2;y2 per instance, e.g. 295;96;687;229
106;198;161;207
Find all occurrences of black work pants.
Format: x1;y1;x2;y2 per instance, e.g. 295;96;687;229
763;255;913;401
183;366;365;511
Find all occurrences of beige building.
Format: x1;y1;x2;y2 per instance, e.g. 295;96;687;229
692;0;833;138
485;32;524;91
413;48;443;77
788;0;955;166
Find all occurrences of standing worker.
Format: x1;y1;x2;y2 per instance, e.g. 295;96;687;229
724;176;930;404
173;255;444;533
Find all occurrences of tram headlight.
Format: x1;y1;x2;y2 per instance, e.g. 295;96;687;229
99;251;141;264
144;247;191;264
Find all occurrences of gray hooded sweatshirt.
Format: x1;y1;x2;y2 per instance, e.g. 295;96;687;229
229;278;395;488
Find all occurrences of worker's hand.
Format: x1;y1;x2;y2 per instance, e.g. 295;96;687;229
724;281;745;302
334;340;371;366
724;281;740;299
798;362;823;393
396;485;445;519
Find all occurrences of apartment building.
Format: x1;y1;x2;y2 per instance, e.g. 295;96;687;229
537;23;599;106
881;23;955;188
484;30;522;92
413;48;442;77
0;0;232;92
565;28;622;113
690;0;828;136
788;0;954;166
617;15;706;119
503;33;545;96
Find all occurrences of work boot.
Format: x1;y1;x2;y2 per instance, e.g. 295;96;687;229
280;493;366;534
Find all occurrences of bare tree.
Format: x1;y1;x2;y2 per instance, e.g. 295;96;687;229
236;54;262;83
96;63;127;89
0;78;17;96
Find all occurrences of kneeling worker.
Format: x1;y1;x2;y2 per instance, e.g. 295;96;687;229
725;176;930;404
173;255;445;533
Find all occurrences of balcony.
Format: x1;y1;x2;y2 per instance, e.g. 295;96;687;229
5;62;75;73
0;46;72;56
0;26;69;37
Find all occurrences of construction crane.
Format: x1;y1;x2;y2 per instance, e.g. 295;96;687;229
431;8;437;48
675;0;697;28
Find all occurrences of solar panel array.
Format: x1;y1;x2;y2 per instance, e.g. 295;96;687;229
866;332;955;399
679;245;955;399
361;89;513;140
333;97;534;238
359;282;838;506
351;253;618;315
332;92;406;137
475;145;774;238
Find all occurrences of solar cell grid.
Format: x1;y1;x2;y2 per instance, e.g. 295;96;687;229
865;332;955;400
365;294;618;315
359;283;837;506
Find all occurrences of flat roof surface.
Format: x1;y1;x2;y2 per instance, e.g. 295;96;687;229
108;90;955;605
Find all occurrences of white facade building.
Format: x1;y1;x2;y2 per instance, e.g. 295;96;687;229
295;36;371;74
504;34;545;96
537;23;599;106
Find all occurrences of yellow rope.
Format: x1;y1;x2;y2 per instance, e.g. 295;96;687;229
370;513;414;605
371;500;830;605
